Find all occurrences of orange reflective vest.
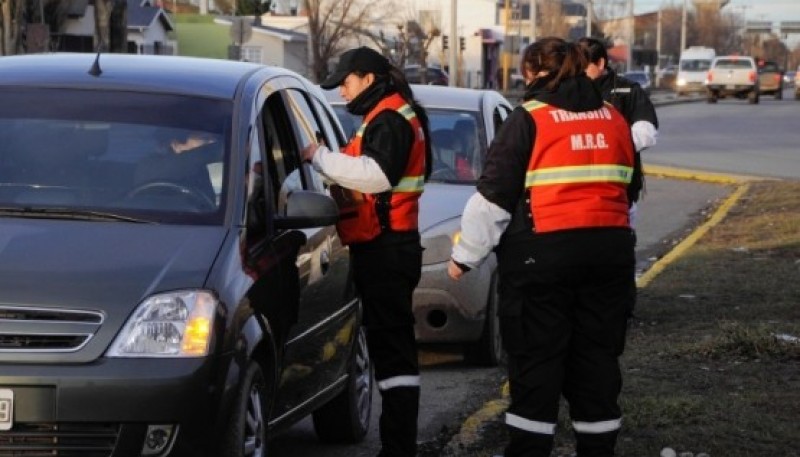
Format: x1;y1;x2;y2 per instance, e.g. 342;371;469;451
335;93;426;245
523;100;634;233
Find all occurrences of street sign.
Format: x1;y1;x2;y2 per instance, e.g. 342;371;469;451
745;20;772;34
779;21;800;35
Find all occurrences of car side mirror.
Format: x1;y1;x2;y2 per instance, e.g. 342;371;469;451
275;190;339;230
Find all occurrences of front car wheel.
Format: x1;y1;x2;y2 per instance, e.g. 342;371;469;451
312;325;372;443
223;362;269;457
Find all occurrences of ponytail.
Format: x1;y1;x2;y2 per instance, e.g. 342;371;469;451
521;37;588;91
388;66;433;180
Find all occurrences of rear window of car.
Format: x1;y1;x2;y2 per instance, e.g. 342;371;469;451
0;88;232;225
758;62;779;72
714;59;754;69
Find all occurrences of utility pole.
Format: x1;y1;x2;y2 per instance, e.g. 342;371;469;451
585;0;593;37
627;0;634;72
680;0;688;52
656;7;662;86
449;0;457;87
502;0;511;91
530;0;537;46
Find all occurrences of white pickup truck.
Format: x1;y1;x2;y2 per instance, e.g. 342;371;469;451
704;55;759;104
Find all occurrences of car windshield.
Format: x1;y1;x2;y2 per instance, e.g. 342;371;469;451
330;105;483;185
680;59;712;71
0;88;231;225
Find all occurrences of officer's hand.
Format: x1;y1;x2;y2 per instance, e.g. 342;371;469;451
301;143;319;163
447;259;465;281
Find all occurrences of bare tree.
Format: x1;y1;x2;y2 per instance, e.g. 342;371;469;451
0;0;24;55
358;4;440;82
93;0;127;52
304;0;396;83
537;0;570;38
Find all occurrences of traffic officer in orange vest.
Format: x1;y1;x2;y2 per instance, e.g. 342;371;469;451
301;46;432;457
448;37;636;457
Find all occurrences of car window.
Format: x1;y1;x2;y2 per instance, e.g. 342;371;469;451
427;109;483;183
680;59;712;71
715;59;754;69
0;88;230;224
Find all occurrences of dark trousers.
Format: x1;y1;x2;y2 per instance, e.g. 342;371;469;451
351;236;422;457
499;264;635;457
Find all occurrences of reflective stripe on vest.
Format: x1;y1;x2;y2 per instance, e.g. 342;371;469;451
335;93;426;244
525;164;633;187
524;100;634;233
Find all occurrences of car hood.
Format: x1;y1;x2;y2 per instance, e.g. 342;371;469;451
0;218;228;362
419;183;477;233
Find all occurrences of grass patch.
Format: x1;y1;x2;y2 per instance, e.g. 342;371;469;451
619;180;800;457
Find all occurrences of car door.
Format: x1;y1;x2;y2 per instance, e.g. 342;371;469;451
252;77;357;421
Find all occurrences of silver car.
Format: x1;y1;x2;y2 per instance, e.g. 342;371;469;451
325;85;513;366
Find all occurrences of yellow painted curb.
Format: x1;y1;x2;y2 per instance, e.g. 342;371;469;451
636;182;750;288
645;164;763;184
443;382;510;453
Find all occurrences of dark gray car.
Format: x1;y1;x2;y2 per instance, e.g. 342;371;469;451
0;54;371;457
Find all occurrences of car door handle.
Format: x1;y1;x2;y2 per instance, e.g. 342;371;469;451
319;249;330;275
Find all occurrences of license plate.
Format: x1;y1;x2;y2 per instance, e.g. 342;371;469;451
726;84;735;90
0;389;12;431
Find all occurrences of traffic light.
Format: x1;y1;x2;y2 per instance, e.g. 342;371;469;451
459;36;465;52
442;35;449;50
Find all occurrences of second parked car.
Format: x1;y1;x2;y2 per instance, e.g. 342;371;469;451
325;85;513;366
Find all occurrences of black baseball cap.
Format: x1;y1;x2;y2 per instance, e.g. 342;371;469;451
320;47;391;89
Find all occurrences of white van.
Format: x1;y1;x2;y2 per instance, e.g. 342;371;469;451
676;46;715;95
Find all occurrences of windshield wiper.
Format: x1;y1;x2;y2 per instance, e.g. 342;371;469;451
0;207;153;223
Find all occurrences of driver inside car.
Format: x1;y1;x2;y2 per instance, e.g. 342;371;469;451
131;129;222;209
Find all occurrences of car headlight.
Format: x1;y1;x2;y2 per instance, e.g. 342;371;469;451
676;78;687;86
421;220;461;265
107;290;218;358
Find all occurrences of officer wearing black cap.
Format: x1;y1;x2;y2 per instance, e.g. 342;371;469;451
302;46;432;457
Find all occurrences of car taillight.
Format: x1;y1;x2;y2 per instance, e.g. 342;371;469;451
748;71;756;82
775;74;781;83
707;71;713;82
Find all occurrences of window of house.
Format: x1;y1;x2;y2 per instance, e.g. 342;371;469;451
241;46;263;63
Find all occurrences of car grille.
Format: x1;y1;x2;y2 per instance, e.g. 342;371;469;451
0;306;103;352
0;423;118;456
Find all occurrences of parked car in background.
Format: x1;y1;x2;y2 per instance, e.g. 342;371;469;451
657;65;678;90
325;85;513;366
782;70;795;87
756;59;784;99
403;64;449;85
510;70;526;90
622;70;653;95
704;55;759;104
0;53;372;456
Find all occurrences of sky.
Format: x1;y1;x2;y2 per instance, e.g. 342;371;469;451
632;0;800;46
633;0;800;28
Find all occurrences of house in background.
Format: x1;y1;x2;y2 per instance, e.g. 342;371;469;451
214;16;309;78
59;0;177;54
